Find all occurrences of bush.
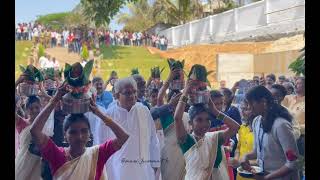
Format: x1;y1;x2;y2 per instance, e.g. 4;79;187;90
81;45;89;60
38;44;45;58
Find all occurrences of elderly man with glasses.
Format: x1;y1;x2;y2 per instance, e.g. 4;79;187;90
94;77;160;180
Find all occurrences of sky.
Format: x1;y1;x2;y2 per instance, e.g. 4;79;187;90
15;0;128;30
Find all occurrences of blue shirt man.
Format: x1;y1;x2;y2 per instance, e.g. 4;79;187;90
93;77;113;110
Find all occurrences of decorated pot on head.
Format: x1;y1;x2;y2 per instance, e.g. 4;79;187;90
187;64;213;105
18;65;44;97
42;68;62;91
149;66;164;90
62;60;94;114
167;58;185;90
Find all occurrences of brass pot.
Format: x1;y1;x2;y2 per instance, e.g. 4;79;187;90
188;90;210;105
18;83;39;96
169;80;184;90
62;92;91;114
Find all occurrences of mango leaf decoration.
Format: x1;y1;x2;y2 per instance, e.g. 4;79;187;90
131;68;139;75
19;65;26;73
57;68;63;78
82;60;94;85
111;70;117;77
19;64;44;82
167;58;184;70
64;60;94;87
43;68;55;80
151;66;165;79
188;64;213;87
167;58;185;80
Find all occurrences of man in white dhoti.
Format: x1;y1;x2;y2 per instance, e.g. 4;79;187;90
96;77;161;180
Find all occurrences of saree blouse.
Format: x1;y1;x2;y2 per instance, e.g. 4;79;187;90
40;138;118;180
179;132;224;168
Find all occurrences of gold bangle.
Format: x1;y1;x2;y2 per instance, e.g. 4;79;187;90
179;95;188;103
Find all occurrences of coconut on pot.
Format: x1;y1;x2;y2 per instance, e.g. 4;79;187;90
62;60;94;114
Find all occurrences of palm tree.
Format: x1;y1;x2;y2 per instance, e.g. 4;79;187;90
116;0;155;32
152;0;203;25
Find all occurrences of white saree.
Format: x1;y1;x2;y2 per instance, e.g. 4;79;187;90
160;112;190;180
53;146;108;180
15;125;42;180
184;132;229;180
15;111;55;180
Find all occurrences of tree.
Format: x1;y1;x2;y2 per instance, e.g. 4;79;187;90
152;0;203;25
289;46;305;76
289;33;305;76
81;45;89;60
36;12;70;30
116;0;155;32
38;44;45;58
35;11;89;30
80;0;137;27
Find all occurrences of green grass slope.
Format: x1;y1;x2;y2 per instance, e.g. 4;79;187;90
15;41;33;80
99;45;170;80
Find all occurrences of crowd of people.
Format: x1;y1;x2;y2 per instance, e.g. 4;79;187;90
16;22;34;41
15;49;305;180
17;22;169;53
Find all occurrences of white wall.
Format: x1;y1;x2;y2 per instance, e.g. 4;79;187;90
159;0;305;48
217;53;255;88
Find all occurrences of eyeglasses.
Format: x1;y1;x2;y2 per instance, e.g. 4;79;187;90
120;90;137;97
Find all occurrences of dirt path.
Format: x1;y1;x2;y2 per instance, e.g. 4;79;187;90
148;34;304;86
45;47;81;65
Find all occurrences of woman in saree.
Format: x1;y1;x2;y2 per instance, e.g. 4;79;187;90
174;79;240;180
15;95;43;180
151;69;190;180
30;83;129;180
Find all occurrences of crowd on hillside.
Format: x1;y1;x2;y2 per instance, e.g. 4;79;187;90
16;22;34;41
16;22;169;52
15;51;305;180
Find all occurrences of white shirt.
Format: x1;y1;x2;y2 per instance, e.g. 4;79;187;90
85;105;108;145
53;61;60;69
51;32;56;38
99;102;160;180
45;60;55;69
39;56;49;69
33;28;39;37
110;32;114;39
81;61;87;67
160;38;165;45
